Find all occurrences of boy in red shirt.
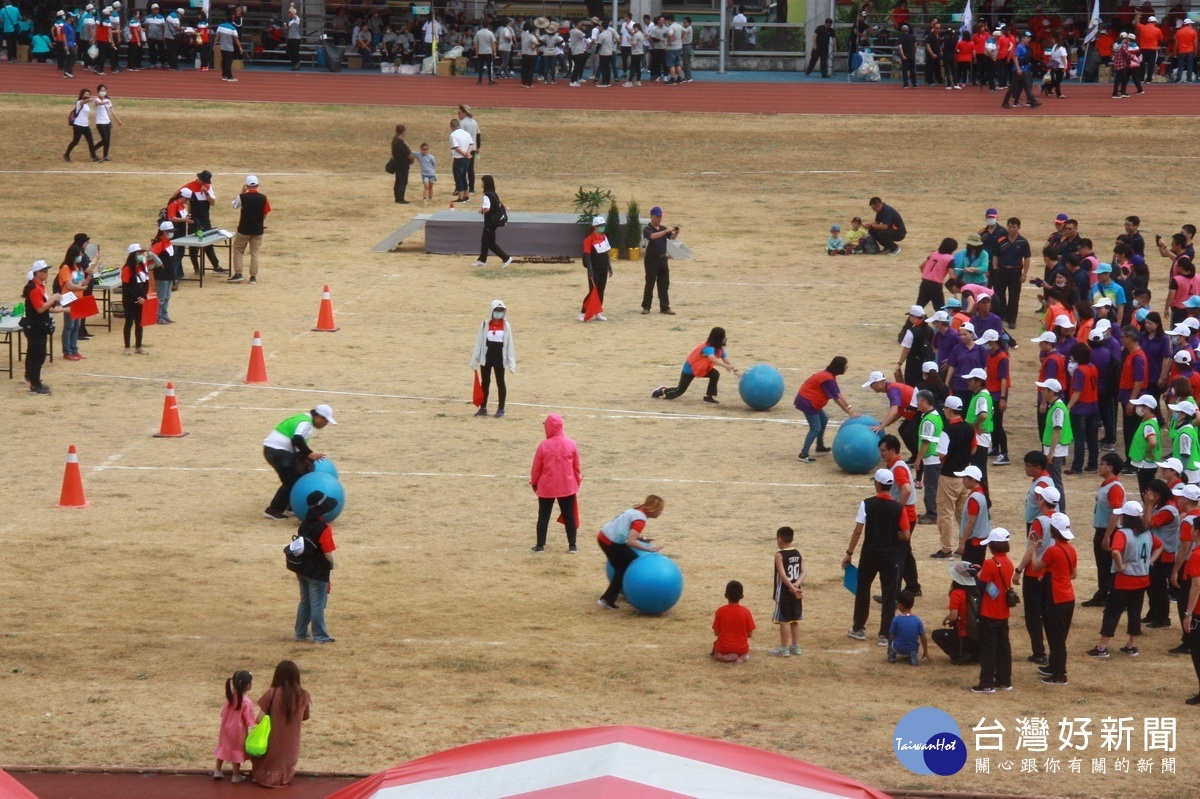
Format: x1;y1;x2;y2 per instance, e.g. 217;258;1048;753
712;580;755;663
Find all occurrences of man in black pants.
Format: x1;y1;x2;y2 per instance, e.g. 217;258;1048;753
896;25;917;88
641;206;677;315
805;18;835;78
867;196;906;255
843;469;910;646
262;405;336;520
991;216;1031;327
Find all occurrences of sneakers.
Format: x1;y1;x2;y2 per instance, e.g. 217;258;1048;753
1144;619;1171;629
230;775;246;783
474;407;488;417
1086;646;1110;658
788;644;802;655
597;598;619;610
1119;645;1140;657
702;396;719;405
622;81;632;87
567;546;577;554
213;770;224;780
798;454;815;463
471;261;486;267
30;385;51;395
930;550;953;559
577;313;586;322
847;627;867;641
227;274;244;282
997;685;1013;691
530;546;545;553
595;314;608;321
495;409;505;418
1080;596;1107;608
1027;654;1048;665
994;454;1011;465
502;257;513;268
315;637;336;644
877;634;889;647
248;276;257;284
660;308;676;315
815;445;832;453
970;684;996;694
1168;643;1191;655
917;513;937;525
651;386;667;398
641;308;651;314
263;509;288;520
886;247;902;256
1036;666;1053;677
768;646;791;657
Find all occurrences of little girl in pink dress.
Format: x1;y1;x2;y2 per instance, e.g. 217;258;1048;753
213;670;256;782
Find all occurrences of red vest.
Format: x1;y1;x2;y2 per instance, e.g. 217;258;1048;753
799;370;835;410
1120;348;1148;390
686;343;718;378
1074;363;1100;403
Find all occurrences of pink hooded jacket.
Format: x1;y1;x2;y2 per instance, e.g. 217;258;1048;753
530;413;582;499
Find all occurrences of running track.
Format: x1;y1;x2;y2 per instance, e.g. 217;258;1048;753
3;61;1196;115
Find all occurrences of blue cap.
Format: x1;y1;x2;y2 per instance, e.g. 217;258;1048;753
650;206;663;217
1185;296;1200;309
831;224;841;231
985;208;998;218
1095;262;1113;274
1136;308;1151;321
1131;254;1146;266
943;298;962;309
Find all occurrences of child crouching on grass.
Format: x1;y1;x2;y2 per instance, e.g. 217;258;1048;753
712;580;755;664
888;590;929;666
768;526;805;656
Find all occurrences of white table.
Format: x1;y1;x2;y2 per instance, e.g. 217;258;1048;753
172;229;235;287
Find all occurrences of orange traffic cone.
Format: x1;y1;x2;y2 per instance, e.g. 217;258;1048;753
245;330;269;384
312;285;339;332
153;382;189;438
57;444;89;508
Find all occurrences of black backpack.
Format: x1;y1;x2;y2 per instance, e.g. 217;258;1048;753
495;202;508;227
284;533;328;580
962;585;983;642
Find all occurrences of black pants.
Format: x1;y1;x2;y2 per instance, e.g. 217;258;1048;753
1004;71;1036;105
1049;67;1065;96
914;279;945;313
199;42;212;69
1113;66;1130;95
1044;599;1074;679
122;311;144;349
805;47;829;77
898;416;919;459
520;53;535;86
598;54;613;84
976;55;995;89
23;330;48;387
977;616;1012;688
480;347;506;410
148;38;164;66
63;43;76;74
599;537;635;604
873;229;903;253
188;243;220;272
128;43;143;69
898;538;920;593
990;405;1008;457
853;549;899;636
900;58;916;87
619;45;630;76
3;31;17;61
1099;391;1117;446
990;267;1022;325
466;154;476;194
962;542;987;568
393;162;410;203
65;125;95;159
95;123;113;158
102;41;120;71
476;53;493;82
535;495;577;548
629;53;643;82
1146;559;1173;623
263;445;300;514
287;38;300;69
1090;527;1114;602
1070;411;1099;471
582;264;608;311
1143;50;1158;83
221;49;235;79
1022;573;1046;658
642;254;670;311
664;369;717;400
932;628;979;663
165;36;178;68
570;53;587;83
925;56;942;84
956;61;970;85
1177;577;1193;645
479;226;509;262
1100;587;1145;637
649;48;663;79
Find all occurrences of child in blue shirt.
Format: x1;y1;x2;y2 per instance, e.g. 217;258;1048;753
827;224;846;256
415;142;437;202
888;590;929;665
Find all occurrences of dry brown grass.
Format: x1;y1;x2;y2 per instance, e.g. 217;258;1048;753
0;93;1198;798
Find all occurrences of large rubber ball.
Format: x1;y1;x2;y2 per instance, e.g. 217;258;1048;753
289;471;345;522
605;546;649;584
312;457;339;479
832;424;883;475
623;554;684;615
837;415;882;438
738;364;786;411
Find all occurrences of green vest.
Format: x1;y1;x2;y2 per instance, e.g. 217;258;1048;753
1174;423;1200;472
919;410;944;460
274;412;313;439
1128;416;1160;464
966;389;995;434
1042;399;1074;446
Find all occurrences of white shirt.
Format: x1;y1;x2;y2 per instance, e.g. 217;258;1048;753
497;25;513;51
422;19;443;44
972;394;992;448
620;20;634;47
667;22;684;51
94;97;112;125
732;12;746;30
474;27;495;55
72;100;92;127
1043;404;1069;458
449;128;473;159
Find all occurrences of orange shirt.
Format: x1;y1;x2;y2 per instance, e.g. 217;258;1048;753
1176;25;1197;55
1138;22;1164;51
978;553;1015;620
1041;542;1077;604
712;603;755;656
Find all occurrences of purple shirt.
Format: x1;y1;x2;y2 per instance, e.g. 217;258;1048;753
971;312;1005;347
1090;343;1114;393
935;329;960;368
794;378;840;415
948;343;987;391
1139;331;1169;384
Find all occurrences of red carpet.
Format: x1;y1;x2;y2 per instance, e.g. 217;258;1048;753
3;61;1195;115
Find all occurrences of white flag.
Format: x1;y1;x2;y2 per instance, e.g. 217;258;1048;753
961;0;973;34
1083;0;1101;43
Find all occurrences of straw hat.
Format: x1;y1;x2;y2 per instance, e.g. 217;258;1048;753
533;16;550;29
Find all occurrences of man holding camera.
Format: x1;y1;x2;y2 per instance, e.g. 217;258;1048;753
641;206;678;315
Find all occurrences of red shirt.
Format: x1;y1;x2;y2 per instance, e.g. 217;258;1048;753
582;231;609;256
948;587;970;637
978;553;1015;620
956;39;974;63
712;603;755;656
1071;362;1099;403
986;349;1010;394
1026;517;1051;578
1149;503;1179;563
1188;546;1200;606
26;282;47;314
1176;25;1197;55
973;31;988;55
1119;348;1148;391
1041;542;1077;603
798;370;838;411
1137;22;1164;51
887;456;918;528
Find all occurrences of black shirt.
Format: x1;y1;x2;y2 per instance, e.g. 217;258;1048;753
1117;231;1145;257
941;418;975;473
815;24;834;51
874;203;906;238
923;30;941;55
995;234;1031;268
862;494;904;554
979;225;1006;258
643;223;670;258
897;32;916;58
236;191;269;236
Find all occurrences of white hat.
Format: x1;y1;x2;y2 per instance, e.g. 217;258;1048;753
1050;512;1074;539
949;562;978;586
29;260;49;277
921;361;939;373
126;243;143;254
873;468;895;486
1170;323;1191;337
1094;318;1113;332
1035;378;1063;393
1092;297;1114;308
978;329;1000;344
1054;314;1076;329
592;215;606;227
960;322;977;336
1089;329;1106;341
862;371;888;387
985;528;1011;544
245;175;259;186
103;6;112;13
930;310;951;323
177;7;185;14
1174;483;1200;501
1149;15;1157;21
313;404;337;424
992;28;1003;35
908;305;927;318
1185;317;1200;332
1170;399;1198;414
1032;331;1058;344
159;221;174;231
1035;484;1061;505
1186;18;1194;24
1119;500;1145;516
954;465;983;481
965;368;989;381
1130;394;1158;408
1174;350;1194;364
943;396;964;411
179;187;193;198
1156;457;1185;473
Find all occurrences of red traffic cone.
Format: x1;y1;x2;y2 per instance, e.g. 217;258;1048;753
245;330;269;384
312;285;339;332
57;445;89;508
153;382;189;438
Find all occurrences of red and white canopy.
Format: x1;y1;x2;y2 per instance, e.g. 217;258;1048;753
326;726;892;799
0;770;37;799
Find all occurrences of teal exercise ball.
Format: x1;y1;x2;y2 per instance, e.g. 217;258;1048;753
832;424;882;475
623;554;684;615
837;415;882;437
738;364;786;411
290;472;345;522
605;546;651;584
312;458;339;479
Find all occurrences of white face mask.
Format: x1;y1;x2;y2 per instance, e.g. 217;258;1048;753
492;310;505;320
99;90;107;97
75;256;83;263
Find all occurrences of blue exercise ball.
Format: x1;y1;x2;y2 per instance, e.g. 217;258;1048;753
738;364;786;411
312;457;339;479
622;554;684;615
837;415;882;436
833;424;882;474
605;546;650;584
290;472;345;522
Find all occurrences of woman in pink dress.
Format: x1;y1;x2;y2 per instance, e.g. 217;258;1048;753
213;670;256;782
250;660;311;788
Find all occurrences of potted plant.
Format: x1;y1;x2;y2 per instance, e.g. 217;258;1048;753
572;185;615;228
606;201;624;259
625;199;641;261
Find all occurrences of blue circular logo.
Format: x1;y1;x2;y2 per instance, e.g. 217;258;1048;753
893;707;967;776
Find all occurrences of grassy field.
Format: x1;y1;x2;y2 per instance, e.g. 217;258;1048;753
0;93;1198;798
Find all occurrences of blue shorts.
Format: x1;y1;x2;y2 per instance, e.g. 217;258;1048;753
665;49;682;68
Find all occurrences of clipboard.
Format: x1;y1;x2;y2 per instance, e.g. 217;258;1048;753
843;564;859;594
